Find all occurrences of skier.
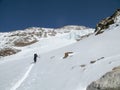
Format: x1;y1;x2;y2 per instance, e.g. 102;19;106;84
34;53;38;63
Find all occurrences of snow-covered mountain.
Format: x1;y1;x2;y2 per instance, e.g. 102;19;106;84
0;26;94;57
0;9;120;90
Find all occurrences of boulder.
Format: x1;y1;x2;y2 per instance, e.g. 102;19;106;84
87;66;120;90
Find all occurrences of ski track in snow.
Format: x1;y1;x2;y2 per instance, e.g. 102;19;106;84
10;64;34;90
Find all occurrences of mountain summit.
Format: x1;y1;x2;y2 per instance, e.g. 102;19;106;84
57;25;89;30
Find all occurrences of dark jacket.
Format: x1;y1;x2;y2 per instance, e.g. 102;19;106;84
34;54;38;62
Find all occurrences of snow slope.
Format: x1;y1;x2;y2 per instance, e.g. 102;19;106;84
0;24;120;90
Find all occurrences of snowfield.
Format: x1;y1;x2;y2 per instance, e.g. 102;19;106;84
0;24;120;90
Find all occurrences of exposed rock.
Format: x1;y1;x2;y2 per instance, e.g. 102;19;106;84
95;9;120;35
80;64;86;67
90;60;96;64
0;47;21;57
63;52;73;59
97;57;105;61
14;39;37;47
87;66;120;90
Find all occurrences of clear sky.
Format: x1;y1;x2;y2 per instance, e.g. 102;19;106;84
0;0;120;32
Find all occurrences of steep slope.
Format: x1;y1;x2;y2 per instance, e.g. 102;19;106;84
0;22;120;90
86;9;120;90
0;8;120;90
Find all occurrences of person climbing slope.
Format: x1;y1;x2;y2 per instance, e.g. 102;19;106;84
34;53;38;63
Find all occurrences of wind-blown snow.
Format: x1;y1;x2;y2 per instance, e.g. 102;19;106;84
0;25;120;90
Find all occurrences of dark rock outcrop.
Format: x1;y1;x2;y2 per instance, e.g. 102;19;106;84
0;47;21;57
87;66;120;90
95;9;120;35
63;52;73;59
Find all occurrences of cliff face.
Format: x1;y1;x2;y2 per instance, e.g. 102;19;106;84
87;66;120;90
95;9;120;35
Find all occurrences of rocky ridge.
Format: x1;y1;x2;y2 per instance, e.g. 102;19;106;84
95;9;120;35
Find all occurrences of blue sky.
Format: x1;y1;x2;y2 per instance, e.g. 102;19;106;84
0;0;120;32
